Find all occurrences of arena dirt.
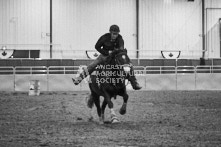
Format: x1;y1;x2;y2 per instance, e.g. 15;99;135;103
0;91;221;147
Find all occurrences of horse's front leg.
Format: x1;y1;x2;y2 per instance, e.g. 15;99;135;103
103;92;120;123
110;108;120;123
119;91;128;115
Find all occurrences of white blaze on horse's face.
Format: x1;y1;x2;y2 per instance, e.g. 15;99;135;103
122;55;126;59
123;65;130;73
120;55;130;72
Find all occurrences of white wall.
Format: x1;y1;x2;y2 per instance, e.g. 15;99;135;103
139;0;203;59
205;0;221;29
52;0;137;59
0;0;50;51
0;0;221;59
205;0;221;58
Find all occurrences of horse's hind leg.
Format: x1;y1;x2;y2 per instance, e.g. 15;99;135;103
119;91;129;115
87;94;94;109
93;95;103;124
101;100;107;122
87;94;94;121
87;92;101;122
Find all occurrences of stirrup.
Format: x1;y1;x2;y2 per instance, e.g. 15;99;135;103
131;82;142;90
133;85;142;90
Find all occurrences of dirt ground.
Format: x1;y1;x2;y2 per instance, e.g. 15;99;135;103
0;90;221;147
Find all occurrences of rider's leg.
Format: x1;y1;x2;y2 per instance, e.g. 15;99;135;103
127;64;142;90
72;54;108;85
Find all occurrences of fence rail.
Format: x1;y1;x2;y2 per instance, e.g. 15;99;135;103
1;66;221;75
1;66;221;91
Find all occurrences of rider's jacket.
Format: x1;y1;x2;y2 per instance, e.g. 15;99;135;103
95;33;124;56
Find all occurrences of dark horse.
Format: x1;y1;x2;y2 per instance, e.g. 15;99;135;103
87;49;131;124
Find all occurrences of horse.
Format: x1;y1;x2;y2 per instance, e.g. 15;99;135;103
86;49;132;124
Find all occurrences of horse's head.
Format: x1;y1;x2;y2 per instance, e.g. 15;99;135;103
108;49;131;74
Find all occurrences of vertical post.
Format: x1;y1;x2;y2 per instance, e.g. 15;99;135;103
219;18;221;57
50;0;53;59
13;67;15;92
202;0;205;58
136;0;139;60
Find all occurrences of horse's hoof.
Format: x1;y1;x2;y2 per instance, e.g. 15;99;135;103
99;117;104;124
111;118;120;124
111;117;120;124
88;116;93;121
119;109;126;115
99;119;104;125
99;121;104;125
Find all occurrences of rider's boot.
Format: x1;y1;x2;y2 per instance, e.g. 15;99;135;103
128;75;142;90
72;68;88;85
72;54;107;85
72;66;95;85
127;65;142;90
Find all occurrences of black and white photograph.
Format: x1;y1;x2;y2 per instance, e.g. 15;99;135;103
0;0;221;146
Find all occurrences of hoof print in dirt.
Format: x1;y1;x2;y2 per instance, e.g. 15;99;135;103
77;117;83;120
104;121;112;124
176;124;182;128
39;142;50;147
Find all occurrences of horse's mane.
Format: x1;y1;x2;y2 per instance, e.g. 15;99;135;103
95;49;128;78
105;49;128;65
92;49;128;90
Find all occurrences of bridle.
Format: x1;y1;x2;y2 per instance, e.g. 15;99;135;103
114;52;132;73
112;52;131;87
96;51;131;89
114;51;132;66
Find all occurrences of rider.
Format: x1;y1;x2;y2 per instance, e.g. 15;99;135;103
72;25;142;90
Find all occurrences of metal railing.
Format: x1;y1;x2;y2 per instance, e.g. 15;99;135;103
1;65;221;75
0;67;14;75
177;66;195;74
15;66;48;74
146;66;176;74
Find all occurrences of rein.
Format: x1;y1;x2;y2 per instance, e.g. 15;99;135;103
112;52;131;89
96;50;130;90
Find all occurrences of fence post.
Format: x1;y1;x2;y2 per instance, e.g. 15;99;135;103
194;66;197;90
47;67;49;91
13;67;15;92
175;58;178;90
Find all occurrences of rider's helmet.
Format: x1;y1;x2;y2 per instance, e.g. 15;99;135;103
109;25;120;33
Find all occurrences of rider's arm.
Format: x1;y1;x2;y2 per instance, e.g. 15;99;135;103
95;36;109;56
113;35;124;54
118;35;124;50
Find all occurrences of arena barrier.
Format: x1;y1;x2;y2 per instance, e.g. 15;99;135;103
177;74;196;90
145;74;176;90
0;75;14;91
196;73;221;90
1;65;221;92
0;67;14;91
15;75;48;91
48;74;81;91
14;67;48;91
